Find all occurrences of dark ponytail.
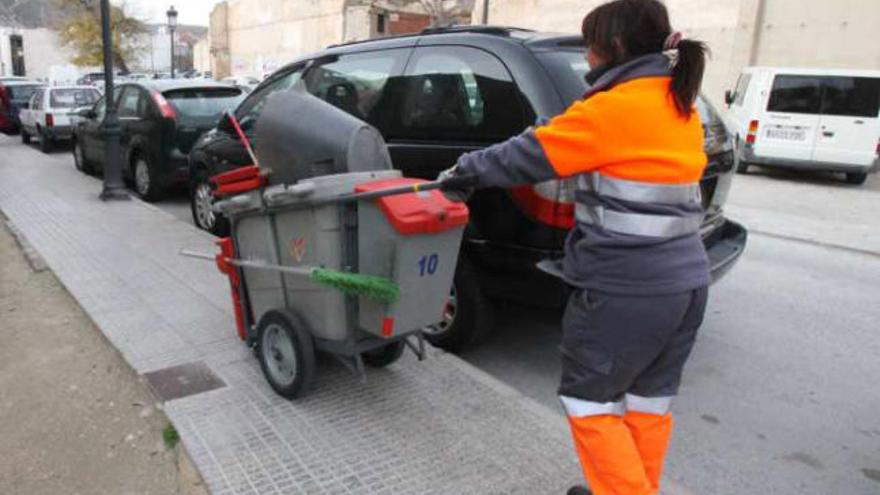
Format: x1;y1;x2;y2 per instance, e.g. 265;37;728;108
582;0;709;117
669;38;708;116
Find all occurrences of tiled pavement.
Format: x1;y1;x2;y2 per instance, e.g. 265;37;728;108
0;137;584;494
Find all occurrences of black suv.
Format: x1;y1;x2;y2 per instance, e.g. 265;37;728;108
188;26;748;350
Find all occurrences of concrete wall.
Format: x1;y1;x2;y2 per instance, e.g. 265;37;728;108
219;0;346;78
193;38;211;74
474;0;880;105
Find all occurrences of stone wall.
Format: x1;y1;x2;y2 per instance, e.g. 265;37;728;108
474;0;880;105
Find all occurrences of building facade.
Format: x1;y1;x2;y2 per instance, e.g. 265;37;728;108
206;0;462;79
475;0;880;105
0;26;81;83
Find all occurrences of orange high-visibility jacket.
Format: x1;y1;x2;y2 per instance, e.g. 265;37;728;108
456;53;711;295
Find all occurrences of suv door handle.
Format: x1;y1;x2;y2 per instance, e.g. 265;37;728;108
822;131;834;138
854;120;864;125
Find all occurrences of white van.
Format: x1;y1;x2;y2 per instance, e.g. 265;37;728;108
725;67;880;184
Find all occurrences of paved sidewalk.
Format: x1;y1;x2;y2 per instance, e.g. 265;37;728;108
0;138;583;494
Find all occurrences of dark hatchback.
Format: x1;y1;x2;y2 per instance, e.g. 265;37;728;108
72;80;244;201
0;80;42;134
188;26;748;350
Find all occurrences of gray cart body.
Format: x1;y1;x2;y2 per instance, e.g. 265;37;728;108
215;170;465;360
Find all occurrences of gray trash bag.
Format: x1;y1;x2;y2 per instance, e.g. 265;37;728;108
254;88;392;186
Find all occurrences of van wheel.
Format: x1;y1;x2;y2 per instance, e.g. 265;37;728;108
845;172;867;185
424;255;494;353
133;154;163;202
20;129;30;144
736;161;750;174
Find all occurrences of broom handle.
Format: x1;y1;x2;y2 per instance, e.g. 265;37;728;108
180;250;313;278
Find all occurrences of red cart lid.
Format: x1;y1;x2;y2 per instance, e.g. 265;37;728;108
354;178;469;236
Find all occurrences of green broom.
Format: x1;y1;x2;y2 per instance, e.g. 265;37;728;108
310;268;400;305
178;250;400;305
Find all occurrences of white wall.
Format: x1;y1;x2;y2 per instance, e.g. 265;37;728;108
0;27;77;82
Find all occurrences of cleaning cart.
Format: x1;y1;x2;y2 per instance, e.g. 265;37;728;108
183;90;471;399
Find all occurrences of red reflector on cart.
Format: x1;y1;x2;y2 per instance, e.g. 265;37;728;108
354;178;469;235
381;317;395;338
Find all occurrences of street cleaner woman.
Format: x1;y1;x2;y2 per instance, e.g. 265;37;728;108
441;0;711;493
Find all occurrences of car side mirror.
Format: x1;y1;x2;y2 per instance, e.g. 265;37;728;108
78;108;97;119
724;90;734;106
21;101;30;109
217;111;235;134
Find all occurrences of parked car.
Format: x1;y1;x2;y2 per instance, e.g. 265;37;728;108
77;72;106;86
0;80;43;134
19;86;101;152
220;76;261;93
72;80;245;200
188;26;748;350
725;67;880;184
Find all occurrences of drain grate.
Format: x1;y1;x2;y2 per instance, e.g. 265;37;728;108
143;361;226;402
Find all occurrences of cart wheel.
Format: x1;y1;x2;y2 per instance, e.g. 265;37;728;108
256;309;316;399
362;341;406;368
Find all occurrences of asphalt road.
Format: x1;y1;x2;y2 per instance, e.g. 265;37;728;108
16;139;880;494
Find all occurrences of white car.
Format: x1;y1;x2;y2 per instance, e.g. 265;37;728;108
19;85;102;153
220;76;260;93
725;67;880;185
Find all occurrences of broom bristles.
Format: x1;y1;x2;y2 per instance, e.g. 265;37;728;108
310;268;400;305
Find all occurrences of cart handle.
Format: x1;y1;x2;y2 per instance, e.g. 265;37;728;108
314;174;477;206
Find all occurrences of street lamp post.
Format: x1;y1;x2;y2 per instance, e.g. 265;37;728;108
98;0;129;201
167;6;178;78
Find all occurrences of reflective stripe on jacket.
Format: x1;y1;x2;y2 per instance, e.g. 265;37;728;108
457;53;711;295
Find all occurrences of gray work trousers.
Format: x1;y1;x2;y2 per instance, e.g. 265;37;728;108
558;286;709;403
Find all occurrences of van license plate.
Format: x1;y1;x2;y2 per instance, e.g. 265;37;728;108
765;128;806;141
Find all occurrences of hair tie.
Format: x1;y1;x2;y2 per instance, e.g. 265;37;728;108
663;31;683;50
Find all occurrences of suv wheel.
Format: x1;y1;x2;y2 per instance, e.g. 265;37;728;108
424;255;494;352
190;169;229;236
133;155;163;202
20;128;30;144
845;172;867;185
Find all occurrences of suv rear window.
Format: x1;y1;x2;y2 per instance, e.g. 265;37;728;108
395;46;533;142
164;88;244;121
50;88;101;108
534;50;589;104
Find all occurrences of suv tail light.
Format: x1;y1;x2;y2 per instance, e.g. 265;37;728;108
745;120;759;145
151;90;177;119
509;178;575;229
875;137;879;156
0;86;8;111
45;113;54;127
